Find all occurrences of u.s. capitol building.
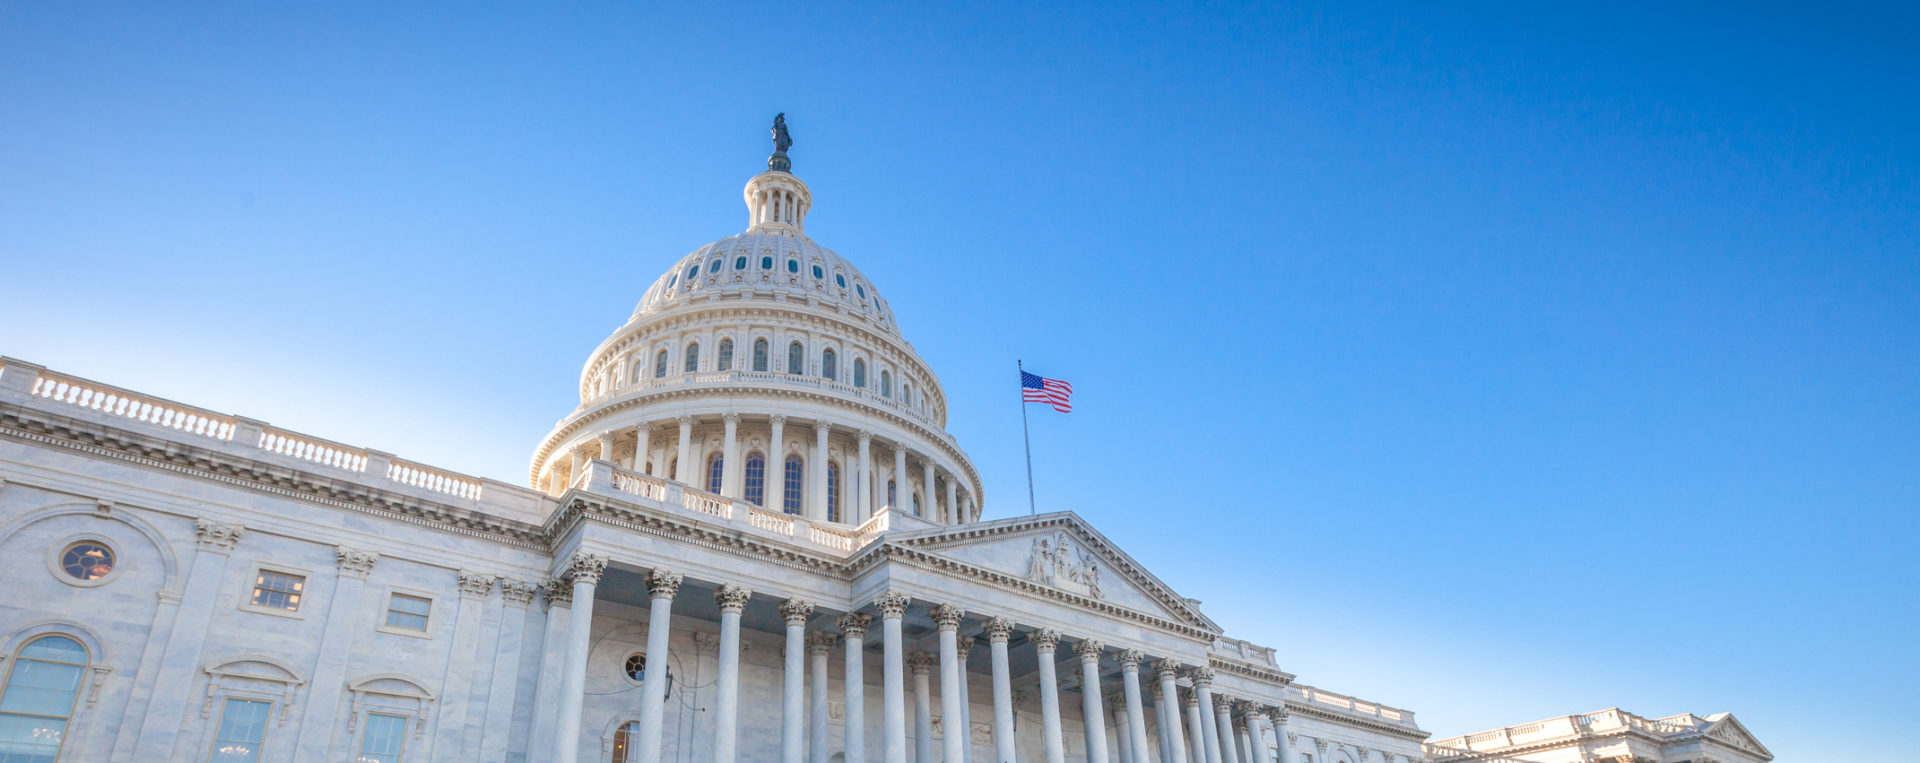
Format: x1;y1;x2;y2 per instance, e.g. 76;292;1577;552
0;124;1772;763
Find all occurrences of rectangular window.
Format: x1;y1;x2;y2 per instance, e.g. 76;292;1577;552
208;697;271;762
358;712;409;763
385;593;431;632
249;570;305;611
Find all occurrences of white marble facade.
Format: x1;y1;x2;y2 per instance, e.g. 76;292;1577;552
0;148;1763;763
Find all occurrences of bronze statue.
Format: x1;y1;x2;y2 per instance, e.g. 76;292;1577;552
772;113;792;155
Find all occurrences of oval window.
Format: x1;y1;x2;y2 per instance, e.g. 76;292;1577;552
835;274;846;288
812;265;824;280
668;274;678;288
61;541;115;580
684;265;699;281
709;259;722;273
856;284;866;299
735;256;748;270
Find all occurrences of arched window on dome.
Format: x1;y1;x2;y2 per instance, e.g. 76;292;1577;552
761;256;774;270
903;383;912;406
669;457;678;481
853;359;866;388
735;256;748;271
684;342;700;373
783;455;804;515
812;264;824;280
827;461;841;523
881;371;892;399
887;479;896;509
787;342;804;375
787;259;799;274
708;259;722;274
753;339;769;372
684;264;699;282
744;451;766;506
821;349;836;380
717;338;734;371
912;493;922;517
706;452;724;494
0;634;88;760
632;358;646;385
655;350;669;379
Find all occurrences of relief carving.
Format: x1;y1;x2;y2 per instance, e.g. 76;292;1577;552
1025;531;1103;599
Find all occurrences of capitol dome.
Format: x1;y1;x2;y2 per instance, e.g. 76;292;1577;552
530;135;981;529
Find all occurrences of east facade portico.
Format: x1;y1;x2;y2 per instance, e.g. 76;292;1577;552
1424;709;1773;763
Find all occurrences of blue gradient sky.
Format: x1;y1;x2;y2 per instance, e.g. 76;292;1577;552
3;3;1915;759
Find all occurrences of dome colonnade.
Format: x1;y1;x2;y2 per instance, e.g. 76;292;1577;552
530;167;981;526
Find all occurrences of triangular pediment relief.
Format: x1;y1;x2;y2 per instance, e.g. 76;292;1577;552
886;512;1220;633
1702;714;1772;759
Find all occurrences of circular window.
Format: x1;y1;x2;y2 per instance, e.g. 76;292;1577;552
49;538;119;587
625;653;647;681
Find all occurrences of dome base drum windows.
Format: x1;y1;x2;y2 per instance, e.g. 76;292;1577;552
745;452;767;506
684;343;700;374
853;359;866;388
821;349;837;380
706;452;725;494
717;339;734;372
787;342;804;375
753;339;769;372
783;455;805;514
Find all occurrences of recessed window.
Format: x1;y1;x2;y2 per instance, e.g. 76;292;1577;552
853;359;866;388
881;371;892;398
654;350;669;379
753;339;769;372
717;338;734;371
683;342;700;373
787;342;804;375
827;462;841;523
734;256;748;270
706;452;724;494
684;265;699;282
812;265;824;280
761;256;774;270
210;697;271;762
667;275;677;288
708;259;721;274
0;635;87;760
745;452;767;506
856;284;866;299
60;541;114;581
625;653;647;681
251;570;306;611
386;593;431;632
357;712;409;763
787;259;799;273
835;273;846;288
783;455;805;515
821;349;837;380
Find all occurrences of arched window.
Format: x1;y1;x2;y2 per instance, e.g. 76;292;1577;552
787;259;799;273
761;256;774;270
0;635;87;760
913;493;922;516
752;339;769;372
812;264;824;280
708;259;722;274
684;342;700;373
632;359;646;384
887;479;896;508
903;384;912;406
744;452;766;506
853;359;866;388
716;338;734;371
821;349;837;380
669;457;679;481
783;455;804;515
787;342;804;375
654;350;669;379
706;452;724;494
684;264;700;282
881;371;892;398
827;462;841;523
612;720;641;762
734;256;748;270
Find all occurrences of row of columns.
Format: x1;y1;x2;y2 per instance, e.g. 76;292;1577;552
547;415;978;524
545;556;1295;763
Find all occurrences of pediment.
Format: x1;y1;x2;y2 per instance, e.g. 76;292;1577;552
887;512;1220;633
1702;713;1772;759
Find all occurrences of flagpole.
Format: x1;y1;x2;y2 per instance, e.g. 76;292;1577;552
1019;359;1037;516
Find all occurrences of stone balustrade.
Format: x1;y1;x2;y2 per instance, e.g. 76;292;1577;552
1287;683;1418;727
1426;707;1711;757
578;368;957;446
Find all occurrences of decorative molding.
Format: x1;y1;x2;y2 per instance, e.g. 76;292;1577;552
1074;638;1104;663
837;612;871;640
908;651;936;673
457;571;497;598
931;603;965;631
544;577;573;608
985;616;1013;643
779;599;814;626
1031;628;1059;653
1155;658;1184;680
644;568;682;599
715;583;752;614
500;580;539;607
806;631;837;655
955;636;973;660
874;591;912;619
1118;648;1144;670
194;517;244;552
334;546;378;579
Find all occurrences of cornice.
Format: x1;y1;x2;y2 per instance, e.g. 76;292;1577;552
1207;655;1294;686
543;494;855;578
1287;700;1432;742
0;403;550;550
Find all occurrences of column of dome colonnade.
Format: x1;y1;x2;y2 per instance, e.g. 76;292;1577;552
536;412;978;525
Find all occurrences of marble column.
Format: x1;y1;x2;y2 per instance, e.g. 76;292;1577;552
132;519;242;758
479;581;539;762
809;633;837;763
637;569;684;763
554;555;609;763
769;415;788;508
675;415;694;483
813;422;832;521
1183;690;1207;763
878;592;912;763
1110;693;1134;763
782;601;814;763
599;431;617;461
570;447;585;487
437;571;497;762
722;412;742;498
922;459;936;523
1032;630;1066;763
841;613;873;763
892;444;908;512
714;584;753;763
944;479;958;525
527;580;574;760
1120;650;1153;763
632;423;652;471
1233;714;1252;763
957;637;975;763
290;547;377;760
857;430;873;523
1076;640;1110;763
1249;713;1272;763
909;653;936;763
933;605;967;763
1154;661;1190;763
1264;707;1294;763
1192;669;1223;763
1212;696;1239;763
986;618;1016;763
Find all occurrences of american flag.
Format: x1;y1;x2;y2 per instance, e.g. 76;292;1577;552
1021;371;1073;413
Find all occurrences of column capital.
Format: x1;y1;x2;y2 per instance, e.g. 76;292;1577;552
644;568;683;599
598;431;617;445
634;421;653;435
1074;639;1104;663
193;517;245;552
723;411;741;425
955;636;974;660
1233;715;1248;733
780;599;815;626
814;420;832;436
1190;666;1216;687
1154;658;1184;680
458;570;498;599
838;612;872;639
875;591;912;619
677;415;696;427
334;546;378;579
1031;628;1060;653
501;580;540;607
856;429;872;444
769;413;788;426
1182;688;1199;708
806;631;837;655
1106;690;1127;708
1264;705;1290;723
985;616;1014;643
931;603;965;631
715;583;753;614
1118;648;1144;670
567;553;610;586
1213;694;1234;713
543;577;573;608
908;651;936;674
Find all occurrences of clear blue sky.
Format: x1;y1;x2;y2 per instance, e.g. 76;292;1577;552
3;2;1914;759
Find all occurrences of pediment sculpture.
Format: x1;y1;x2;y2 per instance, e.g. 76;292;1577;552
1026;531;1103;599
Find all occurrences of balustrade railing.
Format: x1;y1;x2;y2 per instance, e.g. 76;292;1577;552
1288;685;1413;725
28;371;236;441
388;459;483;500
584;369;951;436
259;429;369;472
